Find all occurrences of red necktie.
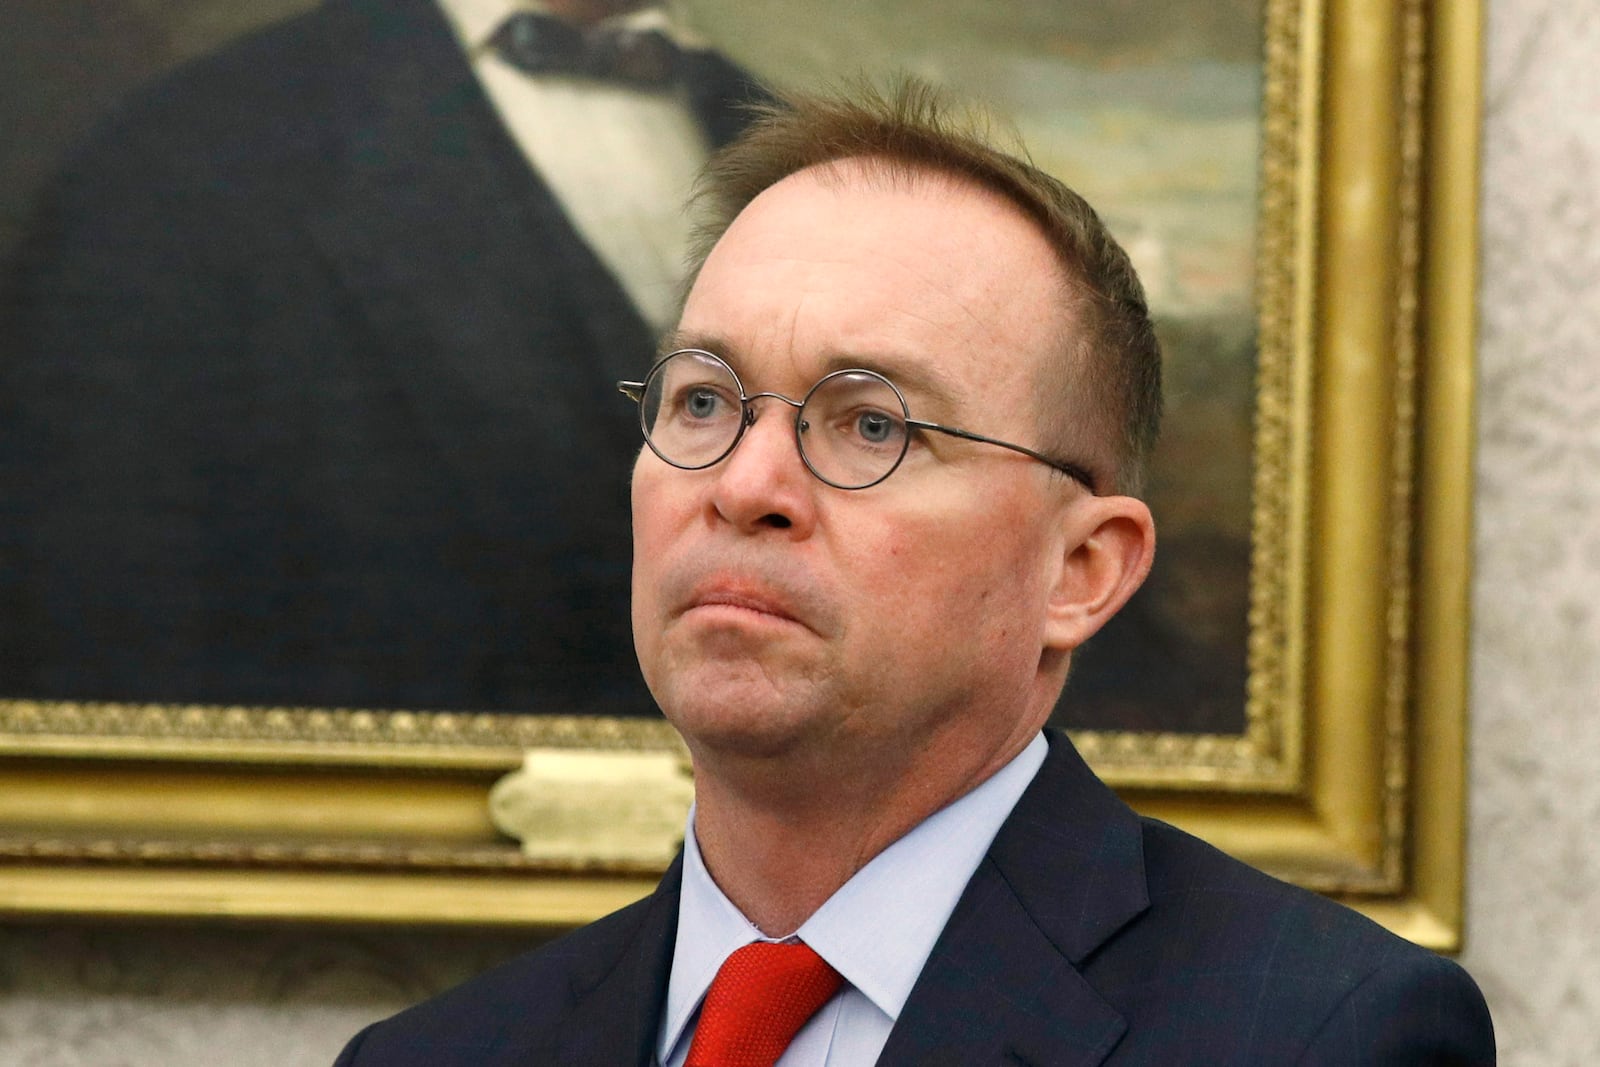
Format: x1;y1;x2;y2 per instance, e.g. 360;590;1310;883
684;941;844;1067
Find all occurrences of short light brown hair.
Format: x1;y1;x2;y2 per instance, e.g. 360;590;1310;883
686;79;1162;496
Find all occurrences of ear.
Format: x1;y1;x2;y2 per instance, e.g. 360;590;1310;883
1042;494;1156;653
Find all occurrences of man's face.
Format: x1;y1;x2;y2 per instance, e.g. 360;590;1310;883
631;162;1087;779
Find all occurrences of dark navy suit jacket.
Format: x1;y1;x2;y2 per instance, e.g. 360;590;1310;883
335;731;1494;1065
0;0;762;714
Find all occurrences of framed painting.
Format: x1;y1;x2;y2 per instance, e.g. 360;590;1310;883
0;0;1481;948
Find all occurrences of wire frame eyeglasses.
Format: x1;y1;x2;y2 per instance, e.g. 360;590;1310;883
617;349;1098;492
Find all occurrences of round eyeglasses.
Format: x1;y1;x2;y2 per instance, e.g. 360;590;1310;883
617;349;1098;492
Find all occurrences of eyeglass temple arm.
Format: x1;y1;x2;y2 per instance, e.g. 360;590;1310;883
906;419;1098;493
618;381;645;402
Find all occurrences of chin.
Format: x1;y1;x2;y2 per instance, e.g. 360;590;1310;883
657;678;822;762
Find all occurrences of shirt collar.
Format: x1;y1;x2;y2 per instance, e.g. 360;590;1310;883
658;733;1048;1060
435;0;709;54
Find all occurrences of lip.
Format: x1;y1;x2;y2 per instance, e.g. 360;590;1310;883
684;582;802;625
658;555;836;637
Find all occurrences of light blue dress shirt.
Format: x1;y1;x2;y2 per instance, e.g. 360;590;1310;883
656;732;1048;1067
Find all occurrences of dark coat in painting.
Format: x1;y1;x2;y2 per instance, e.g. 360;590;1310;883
0;0;764;713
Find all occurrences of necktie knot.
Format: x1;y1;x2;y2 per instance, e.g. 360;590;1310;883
489;12;684;88
685;941;844;1067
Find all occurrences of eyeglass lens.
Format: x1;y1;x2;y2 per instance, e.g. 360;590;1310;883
639;350;912;489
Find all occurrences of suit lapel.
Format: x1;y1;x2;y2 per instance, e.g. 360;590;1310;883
313;0;657;376
878;732;1149;1066
305;0;652;530
679;49;775;149
300;0;778;516
543;855;684;1066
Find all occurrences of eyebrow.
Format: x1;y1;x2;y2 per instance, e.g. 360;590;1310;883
656;327;724;364
656;328;963;415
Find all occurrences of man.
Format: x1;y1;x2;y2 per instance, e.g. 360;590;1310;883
335;84;1494;1065
0;0;761;714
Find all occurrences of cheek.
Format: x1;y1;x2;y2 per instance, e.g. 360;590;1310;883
629;466;679;634
630;458;681;554
859;519;995;634
911;506;1046;641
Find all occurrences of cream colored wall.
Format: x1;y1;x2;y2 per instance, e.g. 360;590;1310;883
1455;0;1600;1061
1;0;1595;1062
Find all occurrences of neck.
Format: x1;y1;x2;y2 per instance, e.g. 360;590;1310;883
688;719;1041;936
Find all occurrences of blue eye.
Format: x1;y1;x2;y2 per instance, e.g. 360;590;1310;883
857;411;895;443
685;388;721;419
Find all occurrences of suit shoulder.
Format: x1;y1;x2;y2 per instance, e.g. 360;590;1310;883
1093;817;1494;1062
336;893;667;1065
61;6;347;182
41;0;463;203
1297;943;1495;1064
1136;814;1435;965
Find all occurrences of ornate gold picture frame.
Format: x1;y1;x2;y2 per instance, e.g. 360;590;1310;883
0;0;1481;949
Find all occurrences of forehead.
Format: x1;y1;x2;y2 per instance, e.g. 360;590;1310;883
678;161;1070;410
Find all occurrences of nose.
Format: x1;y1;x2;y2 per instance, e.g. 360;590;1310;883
708;396;817;535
